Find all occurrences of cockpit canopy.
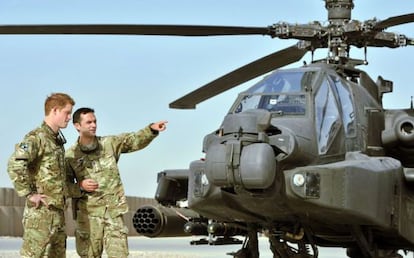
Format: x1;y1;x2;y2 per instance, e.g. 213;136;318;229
229;66;358;155
231;69;318;115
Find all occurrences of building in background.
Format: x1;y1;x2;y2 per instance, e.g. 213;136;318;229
0;187;156;237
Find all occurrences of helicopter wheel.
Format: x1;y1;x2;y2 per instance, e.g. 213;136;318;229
346;247;367;258
376;250;403;258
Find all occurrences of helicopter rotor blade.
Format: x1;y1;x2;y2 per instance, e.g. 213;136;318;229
169;43;309;109
373;13;414;30
0;24;271;37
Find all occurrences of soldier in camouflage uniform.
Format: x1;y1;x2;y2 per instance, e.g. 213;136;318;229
66;107;167;258
7;93;76;258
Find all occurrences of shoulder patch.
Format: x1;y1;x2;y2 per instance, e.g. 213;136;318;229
19;143;29;152
14;142;31;160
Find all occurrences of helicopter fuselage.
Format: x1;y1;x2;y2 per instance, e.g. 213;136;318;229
134;63;414;255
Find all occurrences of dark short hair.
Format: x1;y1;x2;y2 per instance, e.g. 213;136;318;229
72;107;95;124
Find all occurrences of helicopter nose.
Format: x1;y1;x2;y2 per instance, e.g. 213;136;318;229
202;109;277;190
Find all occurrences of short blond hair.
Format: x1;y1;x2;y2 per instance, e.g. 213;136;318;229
44;93;75;115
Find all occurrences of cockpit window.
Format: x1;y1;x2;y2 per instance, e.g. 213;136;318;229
259;94;306;115
315;79;341;154
232;70;317;115
246;70;315;94
329;75;356;137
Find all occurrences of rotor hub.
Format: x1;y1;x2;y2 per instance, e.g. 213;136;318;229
325;0;354;22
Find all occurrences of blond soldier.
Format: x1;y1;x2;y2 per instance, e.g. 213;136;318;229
66;107;167;258
7;93;75;258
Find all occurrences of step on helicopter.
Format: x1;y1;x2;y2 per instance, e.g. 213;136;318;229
1;0;414;257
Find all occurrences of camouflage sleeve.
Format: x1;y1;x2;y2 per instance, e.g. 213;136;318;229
7;134;40;197
65;157;83;198
113;125;158;157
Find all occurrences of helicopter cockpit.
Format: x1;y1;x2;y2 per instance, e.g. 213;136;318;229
232;69;317;115
230;67;357;155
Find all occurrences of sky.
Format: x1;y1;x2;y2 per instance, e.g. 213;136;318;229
0;0;413;198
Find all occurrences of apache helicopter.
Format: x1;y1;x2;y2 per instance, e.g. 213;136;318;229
1;0;414;257
130;1;414;258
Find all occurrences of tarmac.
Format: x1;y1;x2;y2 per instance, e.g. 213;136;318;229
0;236;245;258
1;236;412;257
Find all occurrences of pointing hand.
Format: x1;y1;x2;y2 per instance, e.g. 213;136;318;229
151;121;168;132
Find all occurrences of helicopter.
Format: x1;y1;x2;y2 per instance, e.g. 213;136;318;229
129;1;414;258
1;0;414;257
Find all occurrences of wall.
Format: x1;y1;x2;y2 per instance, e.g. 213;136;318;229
0;187;157;237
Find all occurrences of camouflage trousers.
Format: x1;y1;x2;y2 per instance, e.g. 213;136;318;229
21;204;66;258
75;208;129;258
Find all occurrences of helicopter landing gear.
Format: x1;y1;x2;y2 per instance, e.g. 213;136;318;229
229;230;260;258
346;247;403;258
346;226;403;258
268;234;316;258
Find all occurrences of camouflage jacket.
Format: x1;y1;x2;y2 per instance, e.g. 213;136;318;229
66;126;157;218
7;122;70;210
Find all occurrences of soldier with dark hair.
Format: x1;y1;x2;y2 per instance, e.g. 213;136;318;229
66;107;167;258
7;92;76;258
